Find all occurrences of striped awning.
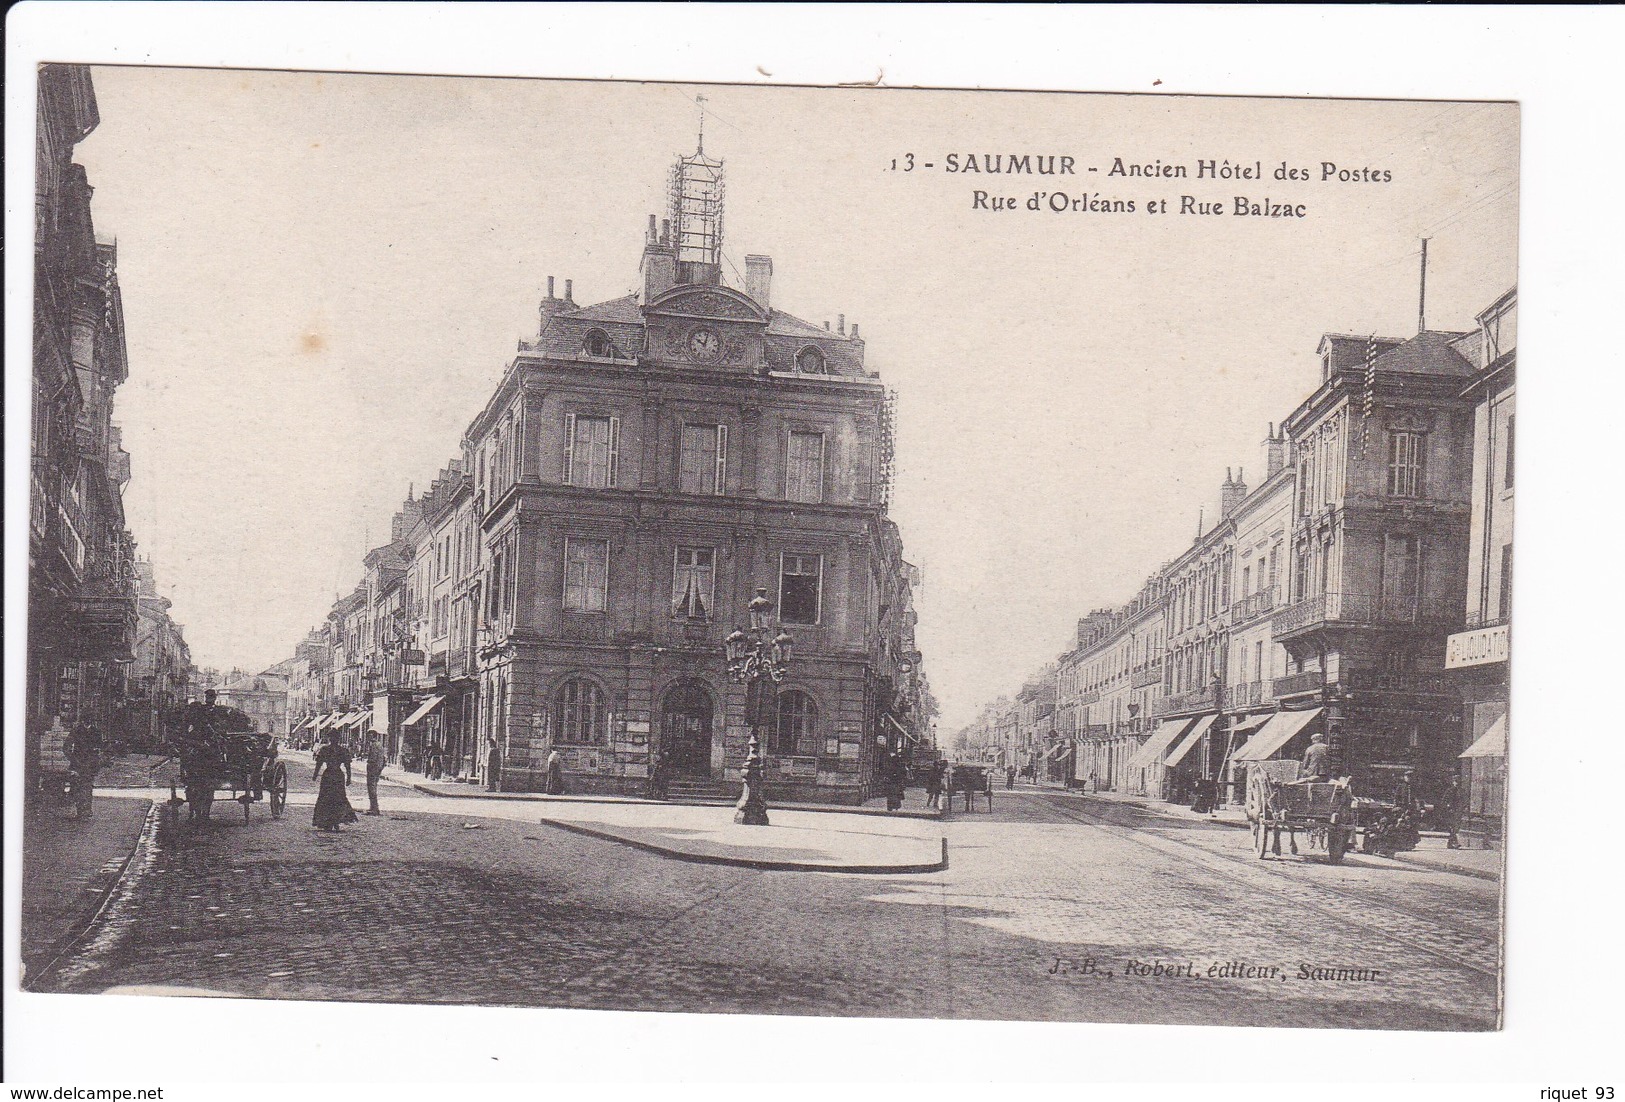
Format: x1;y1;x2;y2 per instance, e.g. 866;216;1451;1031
1460;714;1506;759
401;695;444;728
1162;714;1218;769
1126;717;1196;772
1233;708;1323;763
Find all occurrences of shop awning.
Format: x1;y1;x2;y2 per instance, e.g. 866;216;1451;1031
313;712;340;732
1233;708;1323;763
293;716;317;731
1460;714;1507;759
1126;718;1196;772
401;695;444;728
1230;713;1270;734
1047;742;1072;761
884;713;920;746
342;710;372;730
1162;714;1218;769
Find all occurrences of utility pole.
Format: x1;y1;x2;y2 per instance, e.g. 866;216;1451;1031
1418;238;1430;333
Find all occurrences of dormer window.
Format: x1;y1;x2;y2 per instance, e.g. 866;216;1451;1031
584;330;614;358
796;346;827;374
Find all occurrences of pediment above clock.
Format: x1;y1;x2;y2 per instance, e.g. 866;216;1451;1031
644;285;769;325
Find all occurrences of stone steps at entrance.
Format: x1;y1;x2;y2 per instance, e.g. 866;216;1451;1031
666;779;734;803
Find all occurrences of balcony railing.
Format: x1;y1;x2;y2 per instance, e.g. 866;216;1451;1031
1273;591;1462;636
1132;664;1163;689
1271;671;1324;697
1465;608;1509;629
1229;589;1278;624
1227;680;1265;708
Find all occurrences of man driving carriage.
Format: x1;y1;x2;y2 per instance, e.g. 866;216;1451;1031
1297;731;1332;782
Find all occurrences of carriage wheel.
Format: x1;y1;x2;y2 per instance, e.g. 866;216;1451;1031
1253;818;1270;859
269;762;288;819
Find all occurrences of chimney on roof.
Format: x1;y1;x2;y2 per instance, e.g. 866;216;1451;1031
1263;423;1288;478
643;220;677;303
564;279;574;303
1220;466;1248;518
538;276;571;334
745;254;772;310
647;214;657;244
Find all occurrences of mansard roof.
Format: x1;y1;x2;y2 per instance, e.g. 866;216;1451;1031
568;294;644;325
1371;329;1476;378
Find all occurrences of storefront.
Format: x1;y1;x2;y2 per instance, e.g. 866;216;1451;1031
1447;622;1508;832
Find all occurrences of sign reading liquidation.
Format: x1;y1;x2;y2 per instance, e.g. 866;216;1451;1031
1445;625;1510;669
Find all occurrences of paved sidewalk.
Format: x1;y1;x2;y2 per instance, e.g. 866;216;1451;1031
399;774;945;820
534;804;946;873
1394;838;1504;881
95;753;177;788
22;791;152;982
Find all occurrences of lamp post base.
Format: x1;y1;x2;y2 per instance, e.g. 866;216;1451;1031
734;730;770;826
734;797;770;827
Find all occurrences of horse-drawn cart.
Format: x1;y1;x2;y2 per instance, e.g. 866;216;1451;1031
163;733;288;829
1244;760;1354;864
943;762;994;812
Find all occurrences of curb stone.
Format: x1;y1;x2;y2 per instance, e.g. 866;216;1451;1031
533;817;949;875
24;798;156;991
406;781;945;820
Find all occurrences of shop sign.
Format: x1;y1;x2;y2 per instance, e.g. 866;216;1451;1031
1445;624;1509;669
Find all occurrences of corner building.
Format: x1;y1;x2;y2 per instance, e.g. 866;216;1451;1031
467;145;922;803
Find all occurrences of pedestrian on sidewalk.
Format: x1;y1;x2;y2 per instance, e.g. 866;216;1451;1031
312;730;358;832
1438;777;1463;849
1005;764;1015;790
364;735;386;815
545;747;565;795
66;721;103;820
883;751;906;812
924;760;944;809
485;736;502;793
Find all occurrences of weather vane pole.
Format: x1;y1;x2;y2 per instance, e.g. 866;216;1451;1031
696;93;707;154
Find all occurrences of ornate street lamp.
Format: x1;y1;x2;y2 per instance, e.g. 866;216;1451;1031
725;586;793;826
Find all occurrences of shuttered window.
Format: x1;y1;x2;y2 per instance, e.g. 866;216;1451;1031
680;423;727;494
563;537;609;612
564;414;620;488
1387;431;1425;498
786;431;825;503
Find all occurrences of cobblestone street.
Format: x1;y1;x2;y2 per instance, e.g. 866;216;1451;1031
35;767;1500;1030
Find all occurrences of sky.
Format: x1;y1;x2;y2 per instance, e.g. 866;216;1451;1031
73;68;1519;728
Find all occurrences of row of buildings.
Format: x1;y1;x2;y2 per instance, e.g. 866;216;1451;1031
958;285;1514;825
28;65;197;773
275;137;934;803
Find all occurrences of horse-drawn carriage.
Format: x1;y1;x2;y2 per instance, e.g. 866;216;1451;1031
942;762;994;812
1244;760;1354;863
162;716;289;830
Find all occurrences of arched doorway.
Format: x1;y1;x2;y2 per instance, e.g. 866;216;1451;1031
660;680;715;780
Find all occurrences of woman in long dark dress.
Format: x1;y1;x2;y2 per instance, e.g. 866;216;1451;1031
312;731;358;831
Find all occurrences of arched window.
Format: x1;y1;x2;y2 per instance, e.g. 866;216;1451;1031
554;678;605;745
795;346;827;374
584;329;614;358
775;690;817;756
